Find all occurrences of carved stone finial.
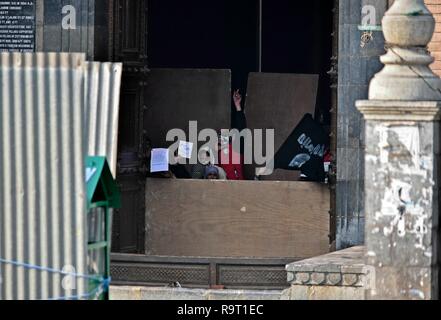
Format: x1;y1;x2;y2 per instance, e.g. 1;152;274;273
369;0;441;100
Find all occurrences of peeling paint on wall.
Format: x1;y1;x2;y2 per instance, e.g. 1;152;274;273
372;124;433;252
363;118;438;299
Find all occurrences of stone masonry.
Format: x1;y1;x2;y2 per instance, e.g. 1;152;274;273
426;0;441;76
357;0;441;299
283;246;370;300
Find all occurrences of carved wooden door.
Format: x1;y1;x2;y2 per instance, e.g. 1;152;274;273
111;0;149;253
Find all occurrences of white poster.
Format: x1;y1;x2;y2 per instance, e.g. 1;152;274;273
178;141;194;159
150;148;169;173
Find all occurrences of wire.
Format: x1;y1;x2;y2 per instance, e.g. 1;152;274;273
0;257;110;300
48;277;112;301
386;45;441;96
0;257;99;281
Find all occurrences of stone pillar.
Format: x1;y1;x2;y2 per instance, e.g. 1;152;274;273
356;0;441;299
336;0;388;250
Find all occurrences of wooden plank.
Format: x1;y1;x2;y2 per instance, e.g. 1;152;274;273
145;179;330;259
244;73;319;181
144;68;231;148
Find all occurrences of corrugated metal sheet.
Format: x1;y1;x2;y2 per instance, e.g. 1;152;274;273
85;62;122;177
0;52;88;300
426;0;441;76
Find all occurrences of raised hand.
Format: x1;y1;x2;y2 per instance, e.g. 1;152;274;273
233;89;242;111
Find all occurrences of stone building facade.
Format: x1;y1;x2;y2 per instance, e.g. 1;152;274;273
426;0;441;76
25;0;441;251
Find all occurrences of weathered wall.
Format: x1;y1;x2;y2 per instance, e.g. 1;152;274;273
336;0;388;249
29;0;404;252
283;246;368;300
426;0;441;76
35;0;109;61
110;286;283;300
363;113;440;300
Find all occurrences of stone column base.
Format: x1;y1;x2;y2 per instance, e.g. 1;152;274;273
282;246;369;300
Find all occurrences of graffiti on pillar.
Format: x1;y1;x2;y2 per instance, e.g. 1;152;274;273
359;3;385;47
361;5;377;27
369;124;433;253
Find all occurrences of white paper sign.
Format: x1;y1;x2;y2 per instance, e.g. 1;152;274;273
178;141;194;159
150;148;169;173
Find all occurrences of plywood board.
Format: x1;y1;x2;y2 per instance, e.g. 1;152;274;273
145;68;231;148
145;179;330;259
244;73;319;180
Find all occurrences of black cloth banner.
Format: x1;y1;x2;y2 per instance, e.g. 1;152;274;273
274;113;327;182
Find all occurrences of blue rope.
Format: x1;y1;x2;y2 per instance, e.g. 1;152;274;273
48;285;101;301
0;258;100;281
48;277;112;301
0;257;111;300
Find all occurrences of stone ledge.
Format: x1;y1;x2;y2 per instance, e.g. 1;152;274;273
110;286;283;300
286;246;367;287
356;100;441;121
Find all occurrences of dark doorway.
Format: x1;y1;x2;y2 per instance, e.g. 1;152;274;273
147;0;333;125
111;0;335;255
261;1;333;125
147;0;259;96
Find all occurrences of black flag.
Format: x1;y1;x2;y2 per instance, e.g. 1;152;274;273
274;114;327;182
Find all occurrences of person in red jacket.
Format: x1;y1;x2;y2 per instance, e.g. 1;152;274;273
217;89;246;180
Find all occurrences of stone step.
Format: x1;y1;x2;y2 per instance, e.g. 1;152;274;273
283;246;370;300
110;286;283;300
110;247;371;300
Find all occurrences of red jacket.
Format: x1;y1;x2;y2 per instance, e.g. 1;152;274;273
219;143;244;180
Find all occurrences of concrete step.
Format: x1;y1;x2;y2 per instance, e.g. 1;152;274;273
110;286;283;300
284;246;370;300
110;246;370;300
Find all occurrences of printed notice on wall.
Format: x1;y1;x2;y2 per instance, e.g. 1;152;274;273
0;1;36;52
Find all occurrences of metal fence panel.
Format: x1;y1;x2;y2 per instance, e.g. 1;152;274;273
85;62;122;177
0;52;88;300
